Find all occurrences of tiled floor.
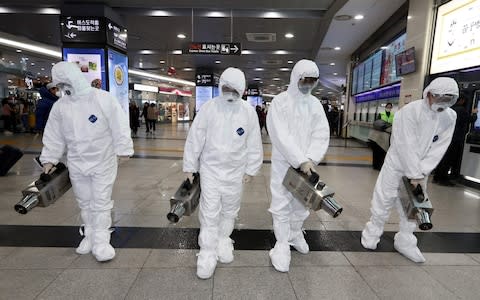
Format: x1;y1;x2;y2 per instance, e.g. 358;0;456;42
1;123;480;299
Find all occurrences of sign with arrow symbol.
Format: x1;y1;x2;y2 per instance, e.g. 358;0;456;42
184;42;242;56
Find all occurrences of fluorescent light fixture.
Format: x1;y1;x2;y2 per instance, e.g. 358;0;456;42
333;72;338;75
381;46;388;49
354;15;364;20
41;68;45;70
183;68;193;71
215;60;221;64
140;50;154;55
253;77;262;81
38;8;60;14
16;49;22;53
129;69;196;87
274;50;288;55
134;83;159;93
254;68;264;71
263;12;282;18
37;72;40;75
242;50;254;55
279;68;290;71
51;62;55;65
31;62;35;66
159;60;165;64
207;11;225;18
0;37;61;58
329;62;335;66
334;46;341;50
328;91;333;94
177;33;186;39
151;10;170;17
172;50;182;55
138;62;143;68
464;176;480;184
0;7;11;13
7;79;12;83
273;78;280;81
285;33;294;39
287;60;294;64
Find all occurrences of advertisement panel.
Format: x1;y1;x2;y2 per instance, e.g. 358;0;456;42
62;48;106;90
195;86;213;113
107;48;129;115
380;33;406;85
430;0;480;74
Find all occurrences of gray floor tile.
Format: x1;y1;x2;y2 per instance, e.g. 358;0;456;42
70;248;151;269
290;251;350;266
0;247;17;261
422;253;479;265
218;250;271;267
423;265;480;299
358;266;457;299
289;266;378;300
466;253;480;264
213;267;296;300
144;249;197;268
0;247;78;269
0;269;62;300
126;268;212;300
344;252;416;266
37;268;140;300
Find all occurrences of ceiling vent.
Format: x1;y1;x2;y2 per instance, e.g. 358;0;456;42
246;33;276;42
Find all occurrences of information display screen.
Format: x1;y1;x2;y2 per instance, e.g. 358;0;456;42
63;48;106;90
380;33;406;85
195;86;213;113
107;49;129;115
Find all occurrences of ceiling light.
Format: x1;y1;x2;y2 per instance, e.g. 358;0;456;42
215;60;221;64
0;37;61;58
255;68;264;71
285;33;294;39
274;50;288;55
177;33;186;39
253;77;262;81
273;78;280;81
159;60;165;64
287;60;294;64
37;72;41;75
172;50;182;55
333;72;338;75
150;10;170;17
31;62;35;66
328;92;333;94
44;75;49;78
354;15;364;20
207;11;225;18
0;7;11;13
269;84;276;87
7;79;12;83
16;49;22;53
183;68;193;71
41;68;45;70
129;69;196;87
263;12;282;18
279;68;290;71
334;46;341;50
140;50;154;55
139;62;143;68
407;15;412;19
329;62;335;66
38;8;60;14
51;62;55;65
242;50;253;55
381;46;388;49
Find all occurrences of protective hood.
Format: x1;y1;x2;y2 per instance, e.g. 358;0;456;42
422;77;459;110
219;67;246;98
287;59;319;98
51;61;92;98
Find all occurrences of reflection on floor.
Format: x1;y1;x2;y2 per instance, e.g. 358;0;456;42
1;123;480;299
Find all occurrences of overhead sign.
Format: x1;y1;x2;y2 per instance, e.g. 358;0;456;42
196;73;214;86
60;16;105;44
106;20;128;52
185;42;241;55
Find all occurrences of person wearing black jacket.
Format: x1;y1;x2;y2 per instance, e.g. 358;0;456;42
434;94;478;185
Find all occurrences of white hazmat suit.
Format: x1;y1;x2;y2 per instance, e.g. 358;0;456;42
40;62;133;262
361;77;458;262
267;60;330;272
183;67;263;279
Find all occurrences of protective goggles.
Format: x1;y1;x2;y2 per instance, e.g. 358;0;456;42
299;77;319;84
432;93;458;103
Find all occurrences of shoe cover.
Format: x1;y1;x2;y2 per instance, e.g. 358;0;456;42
91;211;115;262
289;232;309;254
217;237;234;263
76;210;92;255
196;251;217;279
360;219;384;250
394;232;425;263
269;242;291;272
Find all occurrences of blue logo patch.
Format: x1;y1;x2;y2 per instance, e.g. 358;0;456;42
88;115;98;123
236;127;245;136
433;135;439;142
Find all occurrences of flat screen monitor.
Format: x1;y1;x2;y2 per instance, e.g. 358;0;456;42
395;47;416;76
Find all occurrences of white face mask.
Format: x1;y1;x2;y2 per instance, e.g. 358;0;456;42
431;103;450;112
57;84;73;96
298;83;315;95
55;91;62;98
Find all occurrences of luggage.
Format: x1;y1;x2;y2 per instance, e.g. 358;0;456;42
0;145;23;176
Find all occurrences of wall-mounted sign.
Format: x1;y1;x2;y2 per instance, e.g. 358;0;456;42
63;48;107;90
185;42;241;55
60;16;105;44
430;0;480;74
196;73;214;86
106;20;127;52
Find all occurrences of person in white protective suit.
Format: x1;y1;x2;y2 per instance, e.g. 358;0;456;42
183;67;263;279
361;77;458;263
267;59;330;272
40;62;133;262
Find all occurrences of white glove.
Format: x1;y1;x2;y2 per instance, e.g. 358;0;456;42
300;160;315;176
118;156;130;165
185;172;194;183
42;162;54;174
243;175;252;184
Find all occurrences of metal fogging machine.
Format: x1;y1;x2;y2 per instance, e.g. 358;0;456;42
15;162;72;214
398;176;433;230
167;173;201;223
283;167;343;218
